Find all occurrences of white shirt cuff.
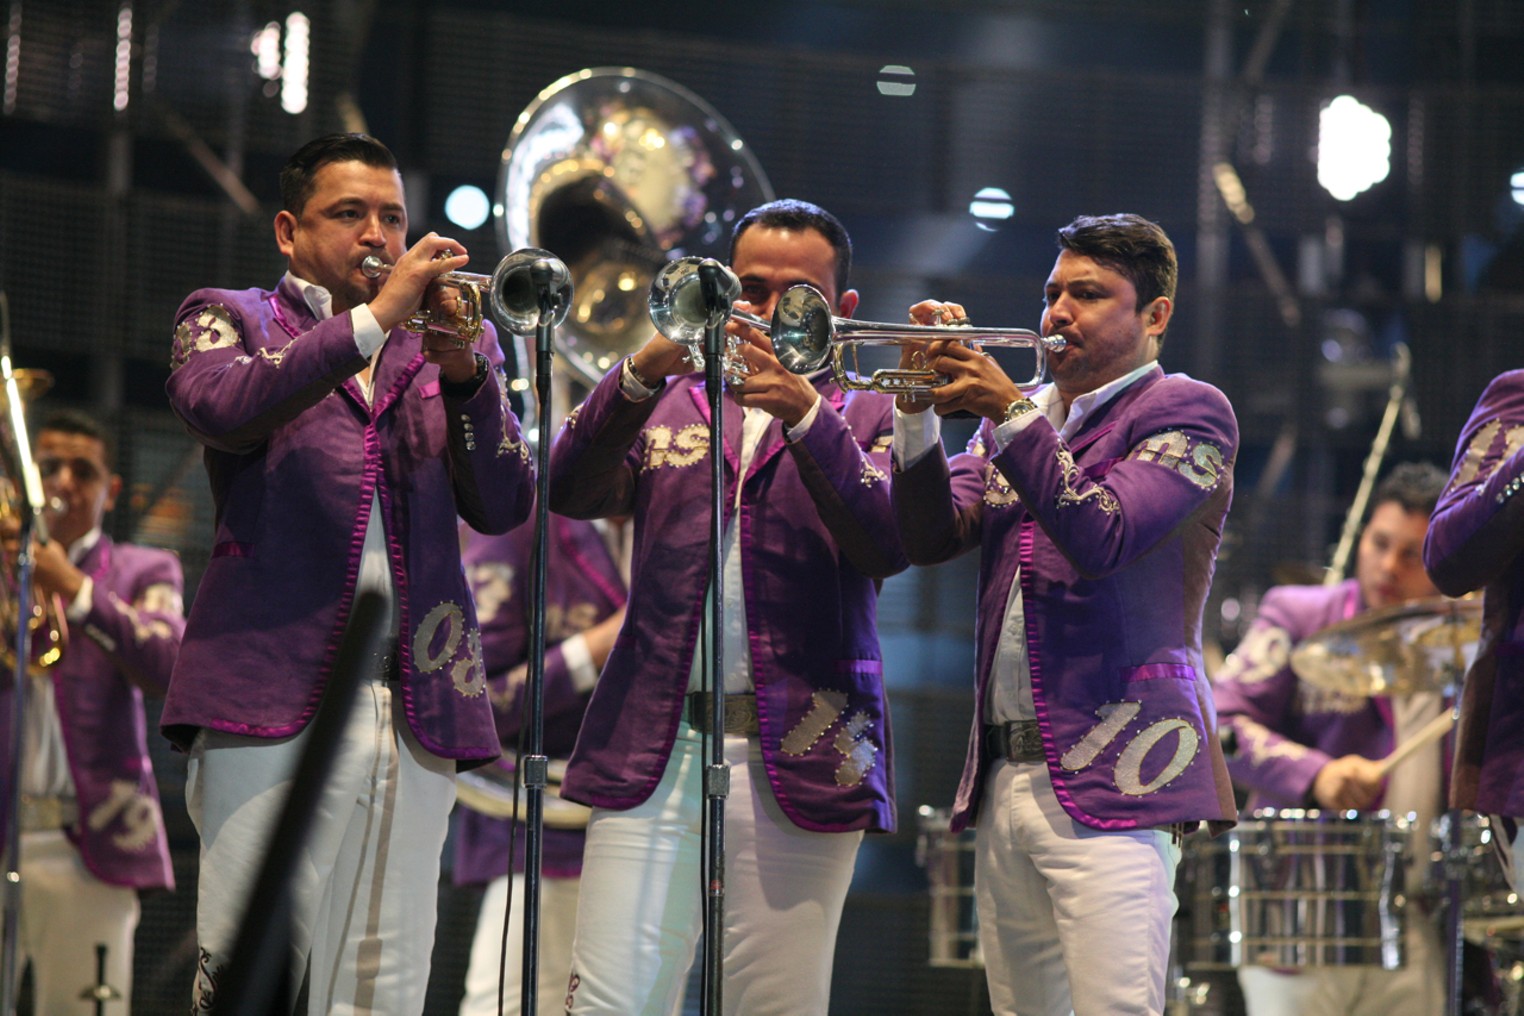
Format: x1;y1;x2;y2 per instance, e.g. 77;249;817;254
351;304;387;358
619;357;661;401
893;405;942;469
65;575;93;623
991;404;1045;454
561;633;599;694
784;394;823;442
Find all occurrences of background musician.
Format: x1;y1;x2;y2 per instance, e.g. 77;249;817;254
452;511;628;1016
891;213;1240;1016
547;198;905;1015
0;408;185;1015
1213;461;1450;1015
163;132;533;1013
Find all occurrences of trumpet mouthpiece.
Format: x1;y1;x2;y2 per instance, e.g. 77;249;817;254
360;255;391;280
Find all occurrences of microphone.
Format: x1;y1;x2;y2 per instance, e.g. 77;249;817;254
698;259;729;325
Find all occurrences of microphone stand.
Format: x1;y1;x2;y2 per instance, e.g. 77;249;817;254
696;259;731;1016
517;258;570;1016
0;315;48;1016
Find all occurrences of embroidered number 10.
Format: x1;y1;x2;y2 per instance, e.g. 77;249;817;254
1058;701;1199;796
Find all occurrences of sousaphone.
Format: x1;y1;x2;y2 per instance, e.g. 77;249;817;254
496;66;774;391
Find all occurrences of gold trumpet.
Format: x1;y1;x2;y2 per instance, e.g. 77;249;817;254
768;287;1067;395
0;368;67;677
360;248;572;341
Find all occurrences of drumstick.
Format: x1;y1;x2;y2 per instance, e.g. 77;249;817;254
1376;709;1455;777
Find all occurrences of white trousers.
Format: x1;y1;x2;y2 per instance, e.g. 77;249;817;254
459;872;581;1016
974;759;1180;1016
186;677;456;1015
565;722;864;1016
4;830;139;1015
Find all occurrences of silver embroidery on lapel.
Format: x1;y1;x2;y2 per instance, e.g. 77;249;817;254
1054;447;1119;513
860;456;886;487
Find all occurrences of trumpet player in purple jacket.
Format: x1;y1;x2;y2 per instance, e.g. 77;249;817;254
163;133;533;1014
891;214;1238;1016
1425;370;1524;894
547;199;906;1015
0;409;184;1015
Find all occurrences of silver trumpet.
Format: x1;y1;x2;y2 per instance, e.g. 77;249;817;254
647;257;1065;395
647;256;756;387
360;248;572;341
768;287;1068;395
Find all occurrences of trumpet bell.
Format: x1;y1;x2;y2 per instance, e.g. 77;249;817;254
772;285;834;375
648;257;741;347
488;247;574;334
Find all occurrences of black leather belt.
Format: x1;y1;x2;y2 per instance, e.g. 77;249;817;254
985;720;1045;763
686;692;760;736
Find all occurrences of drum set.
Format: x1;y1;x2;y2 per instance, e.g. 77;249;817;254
916;594;1524;1014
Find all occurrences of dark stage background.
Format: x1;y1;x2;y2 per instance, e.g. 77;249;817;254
3;1;1523;1012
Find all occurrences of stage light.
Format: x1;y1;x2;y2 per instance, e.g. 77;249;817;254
251;22;281;81
1511;170;1524;207
1316;95;1390;201
280;12;309;115
113;3;132;112
969;187;1014;231
876;65;916;97
444;185;490;231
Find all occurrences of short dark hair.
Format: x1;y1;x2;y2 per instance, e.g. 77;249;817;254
1370;461;1448;519
280;133;398;215
1056;214;1178;342
730;199;853;297
38;408;115;471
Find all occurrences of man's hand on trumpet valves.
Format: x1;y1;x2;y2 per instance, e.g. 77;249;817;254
367;231;470;333
897;299;984;416
726;306;819;429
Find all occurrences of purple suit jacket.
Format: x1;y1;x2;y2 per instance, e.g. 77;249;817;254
547;366;906;834
1213;580;1404;810
1425;369;1524;815
162;278;534;764
453;513;626;883
0;537;184;890
894;367;1239;833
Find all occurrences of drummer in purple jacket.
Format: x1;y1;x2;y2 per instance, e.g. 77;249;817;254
548;199;905;1015
0;409;184;1014
453;512;627;1015
1425;370;1524;896
164;133;533;1013
891;213;1238;1016
1214;462;1449;1016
